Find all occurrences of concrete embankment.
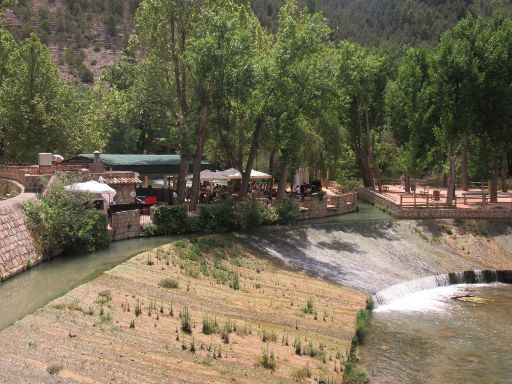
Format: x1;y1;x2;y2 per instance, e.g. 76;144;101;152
242;219;512;294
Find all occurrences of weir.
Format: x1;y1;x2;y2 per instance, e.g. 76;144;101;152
374;270;512;305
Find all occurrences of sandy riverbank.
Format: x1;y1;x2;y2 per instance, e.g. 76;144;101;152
0;236;365;383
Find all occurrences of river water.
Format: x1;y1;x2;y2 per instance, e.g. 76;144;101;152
0;236;175;330
359;284;512;384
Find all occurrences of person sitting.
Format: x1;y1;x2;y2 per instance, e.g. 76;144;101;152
295;185;301;195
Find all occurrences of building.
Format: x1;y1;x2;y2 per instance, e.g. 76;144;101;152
63;153;213;188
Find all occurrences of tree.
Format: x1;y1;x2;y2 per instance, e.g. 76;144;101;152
1;34;68;162
430;16;482;204
336;41;388;190
135;0;201;199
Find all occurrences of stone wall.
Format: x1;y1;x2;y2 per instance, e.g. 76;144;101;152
112;184;136;204
111;210;141;241
300;193;358;220
0;195;41;281
0;166;49;193
0;179;22;199
358;187;512;219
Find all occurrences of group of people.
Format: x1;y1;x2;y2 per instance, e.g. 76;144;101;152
294;180;323;196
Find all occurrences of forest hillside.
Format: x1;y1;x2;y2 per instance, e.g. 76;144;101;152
3;0;512;82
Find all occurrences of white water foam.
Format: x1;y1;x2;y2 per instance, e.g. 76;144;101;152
375;283;502;313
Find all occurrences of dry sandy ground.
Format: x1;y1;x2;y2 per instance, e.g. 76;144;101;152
0;236;365;384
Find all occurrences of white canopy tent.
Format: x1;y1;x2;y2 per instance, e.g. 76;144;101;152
218;168;272;180
64;180;117;203
186;170;229;181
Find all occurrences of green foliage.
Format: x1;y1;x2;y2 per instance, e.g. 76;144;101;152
180;306;192;333
303;298;314;314
355;309;370;344
258;345;276;370
344;361;370;384
274;199;301;225
153;204;190;235
202;316;219;335
199;199;239;233
23;177;110;256
158;278;179;289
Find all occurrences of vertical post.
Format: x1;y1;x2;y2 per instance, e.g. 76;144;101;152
426;192;429;208
144;175;149;188
414;192;416;207
400;194;403;207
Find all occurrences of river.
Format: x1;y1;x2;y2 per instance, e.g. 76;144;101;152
360;284;512;384
0;236;176;330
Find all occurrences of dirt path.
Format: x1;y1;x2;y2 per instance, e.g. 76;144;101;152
0;236;365;383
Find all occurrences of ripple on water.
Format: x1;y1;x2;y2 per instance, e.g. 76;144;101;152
360;284;512;384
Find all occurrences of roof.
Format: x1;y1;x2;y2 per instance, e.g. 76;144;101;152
76;154;210;167
99;176;141;185
64;154;213;175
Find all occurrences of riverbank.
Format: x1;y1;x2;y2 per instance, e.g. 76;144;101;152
0;236;365;383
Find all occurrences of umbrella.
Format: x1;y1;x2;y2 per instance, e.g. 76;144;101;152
186;170;229;181
64;180;117;203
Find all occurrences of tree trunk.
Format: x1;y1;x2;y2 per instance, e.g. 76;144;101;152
501;152;508;192
190;104;209;212
405;175;411;194
239;118;263;200
489;176;498;203
461;133;469;191
176;157;189;201
277;163;290;199
364;106;381;192
350;98;373;189
446;141;456;205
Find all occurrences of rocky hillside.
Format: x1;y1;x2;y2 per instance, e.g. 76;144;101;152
3;0;138;83
3;0;511;83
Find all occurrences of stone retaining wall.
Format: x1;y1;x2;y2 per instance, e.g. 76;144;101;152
0;196;41;281
358;187;512;219
300;193;358;220
111;210;141;241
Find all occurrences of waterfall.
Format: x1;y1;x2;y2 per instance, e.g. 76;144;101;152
374;270;512;306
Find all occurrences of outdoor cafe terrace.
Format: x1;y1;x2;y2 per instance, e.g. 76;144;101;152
374;179;512;210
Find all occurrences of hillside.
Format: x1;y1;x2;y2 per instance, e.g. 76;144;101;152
3;0;511;83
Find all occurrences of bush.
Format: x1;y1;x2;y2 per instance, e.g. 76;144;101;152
260;204;279;225
199;199;238;233
158;278;179;289
355;309;370;344
337;179;363;193
153;204;190;235
236;198;264;230
258;345;276;370
202;316;219;335
23;176;110;256
274;199;301;225
79;63;94;83
344;361;370;384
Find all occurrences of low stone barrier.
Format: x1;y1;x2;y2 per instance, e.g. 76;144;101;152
110;209;141;241
0;196;41;281
358;187;512;219
0;166;48;193
300;193;358;220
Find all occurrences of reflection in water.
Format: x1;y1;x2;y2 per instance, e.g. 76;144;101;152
359;284;512;384
0;236;176;330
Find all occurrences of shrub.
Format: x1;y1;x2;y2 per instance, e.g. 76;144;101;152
292;364;311;380
355;309;370;344
79;63;94;83
153;204;190;235
344;361;370;384
199;199;238;233
274;198;301;225
141;223;159;237
303;298;314;314
180;306;192;333
258;345;276;370
260;204;279;225
158;278;179;289
202;316;219;335
337;179;363;193
236;198;264;230
23;176;110;256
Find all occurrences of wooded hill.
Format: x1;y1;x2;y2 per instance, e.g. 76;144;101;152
3;0;512;83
